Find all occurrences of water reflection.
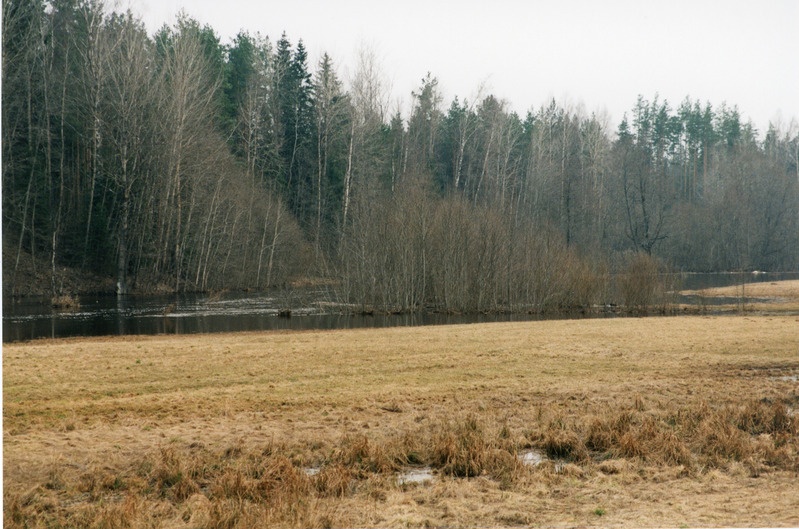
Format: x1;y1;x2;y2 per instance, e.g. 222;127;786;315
3;290;560;342
676;271;799;291
4;272;798;342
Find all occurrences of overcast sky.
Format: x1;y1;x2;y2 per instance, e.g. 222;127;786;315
126;0;797;135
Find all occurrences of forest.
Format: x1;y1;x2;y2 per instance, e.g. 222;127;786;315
3;0;799;313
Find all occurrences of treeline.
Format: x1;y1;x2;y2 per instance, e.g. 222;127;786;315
3;1;799;310
3;2;309;295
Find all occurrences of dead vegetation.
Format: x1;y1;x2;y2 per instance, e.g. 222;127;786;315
4;316;799;527
681;278;799;313
50;293;80;310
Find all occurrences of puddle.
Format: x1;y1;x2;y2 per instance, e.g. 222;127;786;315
518;449;547;466
305;465;435;485
397;467;434;485
518;449;568;472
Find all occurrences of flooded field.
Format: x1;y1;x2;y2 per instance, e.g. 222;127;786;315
2;290;573;342
4;272;799;342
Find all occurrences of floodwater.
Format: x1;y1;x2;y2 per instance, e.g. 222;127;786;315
4;272;798;342
674;271;799;306
2;289;570;342
676;271;799;291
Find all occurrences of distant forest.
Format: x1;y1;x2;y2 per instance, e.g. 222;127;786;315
3;1;799;312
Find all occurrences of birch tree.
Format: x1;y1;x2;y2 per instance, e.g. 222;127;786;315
154;17;222;290
102;13;155;294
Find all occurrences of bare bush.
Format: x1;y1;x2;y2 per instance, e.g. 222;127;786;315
616;252;672;312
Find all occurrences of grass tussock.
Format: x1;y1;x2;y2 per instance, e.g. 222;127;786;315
736;399;796;436
430;415;524;486
5;398;798;528
432;415;489;477
541;419;590;462
584;411;691;466
330;434;400;475
580;400;799;472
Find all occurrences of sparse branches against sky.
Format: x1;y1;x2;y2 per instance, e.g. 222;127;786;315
124;0;798;132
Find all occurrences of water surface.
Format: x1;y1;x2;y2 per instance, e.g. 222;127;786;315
4;272;797;342
3;289;569;342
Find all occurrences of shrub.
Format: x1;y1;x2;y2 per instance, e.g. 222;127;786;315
616;252;671;313
51;294;80;310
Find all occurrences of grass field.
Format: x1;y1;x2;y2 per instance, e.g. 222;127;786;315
680;278;799;313
4;313;799;527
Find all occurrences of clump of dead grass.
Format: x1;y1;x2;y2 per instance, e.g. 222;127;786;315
329;434;401;475
622;401;795;472
696;412;754;465
431;414;489;478
618;416;692;466
541;418;590;462
5;399;799;529
735;399;796;437
51;293;80;310
585;410;634;452
585;411;692;467
531;398;799;475
314;464;353;498
428;414;525;490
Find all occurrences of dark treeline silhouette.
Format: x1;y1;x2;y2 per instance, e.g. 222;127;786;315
3;1;798;312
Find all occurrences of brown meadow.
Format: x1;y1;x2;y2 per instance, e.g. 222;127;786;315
4;314;799;527
681;278;799;313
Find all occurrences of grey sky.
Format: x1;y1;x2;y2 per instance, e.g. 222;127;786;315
126;0;797;135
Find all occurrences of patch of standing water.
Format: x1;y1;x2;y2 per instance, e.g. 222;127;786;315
518;449;547;466
303;465;435;484
765;373;798;417
397;467;435;485
518;449;568;472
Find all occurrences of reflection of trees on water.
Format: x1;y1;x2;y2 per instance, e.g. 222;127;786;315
5;274;799;342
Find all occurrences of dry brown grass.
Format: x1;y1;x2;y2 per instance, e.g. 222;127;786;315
682;278;799;312
692;278;799;299
4;315;799;527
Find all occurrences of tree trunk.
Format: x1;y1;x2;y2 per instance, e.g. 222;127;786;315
342;122;355;240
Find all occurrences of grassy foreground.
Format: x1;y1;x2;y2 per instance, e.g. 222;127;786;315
4;315;799;528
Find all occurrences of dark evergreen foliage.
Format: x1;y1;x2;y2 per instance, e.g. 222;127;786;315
3;0;797;301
